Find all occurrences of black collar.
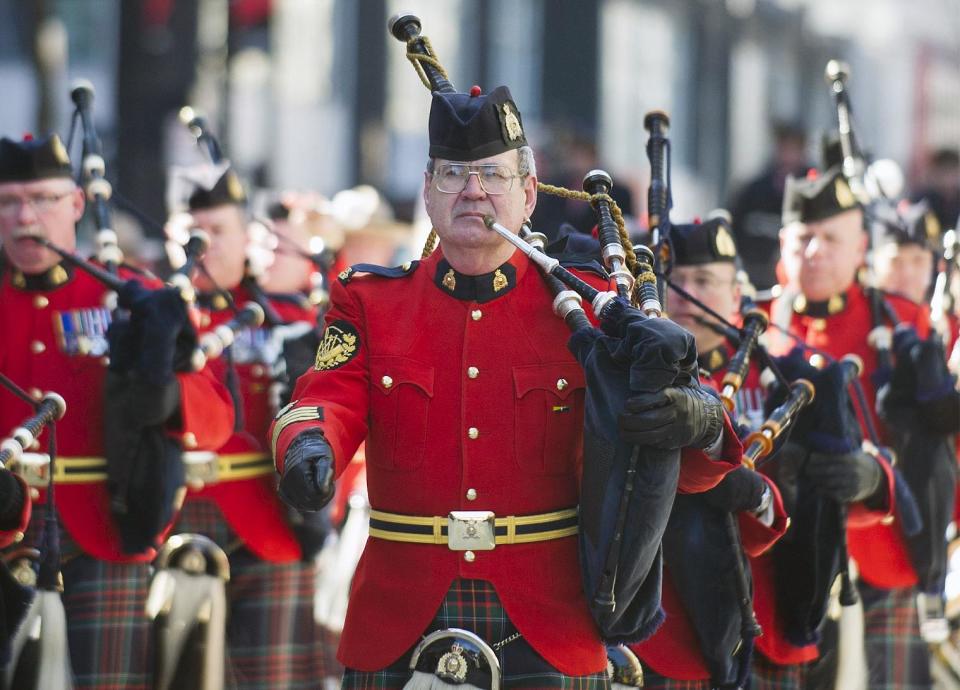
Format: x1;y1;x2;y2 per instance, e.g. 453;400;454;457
698;344;731;374
793;292;847;318
7;262;74;292
433;258;518;303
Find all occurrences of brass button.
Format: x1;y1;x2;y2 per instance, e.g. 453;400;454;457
467;366;479;379
29;388;42;401
30;341;46;354
467;427;479;440
13;531;23;544
464;550;476;562
183;432;198;450
251;364;266;378
381;375;394;389
33;296;49;308
29;488;40;501
200;313;212;328
881;515;895;526
471;309;482;321
100;356;110;367
556;378;568;391
466;488;478;501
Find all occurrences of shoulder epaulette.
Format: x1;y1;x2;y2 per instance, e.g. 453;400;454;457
338;261;420;285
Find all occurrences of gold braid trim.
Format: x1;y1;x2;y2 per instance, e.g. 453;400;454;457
421;228;439;259
406;37;449;91
535;181;639;277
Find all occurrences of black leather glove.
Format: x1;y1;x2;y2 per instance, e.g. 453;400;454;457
618;385;723;450
277;430;336;512
702;466;767;513
0;470;24;531
804;449;883;504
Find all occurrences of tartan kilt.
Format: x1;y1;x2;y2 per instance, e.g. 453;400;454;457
341;578;609;690
638;669;710;690
173;497;340;690
750;654;808;690
859;581;932;690
6;509;153;690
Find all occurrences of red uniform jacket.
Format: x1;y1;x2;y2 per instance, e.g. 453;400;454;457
190;285;318;562
271;249;742;675
0;264;234;562
769;284;927;589
630;350;789;679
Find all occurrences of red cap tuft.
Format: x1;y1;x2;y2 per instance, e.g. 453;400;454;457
22;132;33;141
469;85;482;97
692;216;701;224
590;224;599;240
806;168;818;180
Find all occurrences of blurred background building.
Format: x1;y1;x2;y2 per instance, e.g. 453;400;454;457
0;0;957;237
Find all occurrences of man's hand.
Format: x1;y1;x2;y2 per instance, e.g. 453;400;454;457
277;431;336;512
804;449;883;504
618;385;723;450
702;466;767;513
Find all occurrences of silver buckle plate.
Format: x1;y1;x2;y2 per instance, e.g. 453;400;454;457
182;451;218;489
448;511;496;551
10;453;50;488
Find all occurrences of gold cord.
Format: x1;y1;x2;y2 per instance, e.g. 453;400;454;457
406;36;449;91
535;182;638;273
421;228;439;258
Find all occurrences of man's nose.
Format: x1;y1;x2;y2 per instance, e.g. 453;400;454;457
460;173;487;199
16;199;38;224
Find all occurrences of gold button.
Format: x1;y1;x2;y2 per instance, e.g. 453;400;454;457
30;341;45;354
464;550;476;562
251;365;266;378
13;531;23;543
556;378;568;391
466;488;478;501
382;375;394;389
29;488;40;501
467;366;479;379
200;313;212;328
33;296;49;308
29;388;42;401
467;427;479;440
100;356;110;367
183;432;198;450
881;515;895;526
471;310;482;321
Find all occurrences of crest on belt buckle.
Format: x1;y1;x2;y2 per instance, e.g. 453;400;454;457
437;643;469;683
314;320;360;371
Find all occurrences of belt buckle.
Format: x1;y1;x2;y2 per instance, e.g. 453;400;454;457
11;453;50;488
448;511;496;551
183;451;218;490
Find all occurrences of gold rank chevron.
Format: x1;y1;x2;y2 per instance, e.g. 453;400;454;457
271;406;324;458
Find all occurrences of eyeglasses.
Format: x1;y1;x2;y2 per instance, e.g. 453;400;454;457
0;192;72;218
433;163;522;195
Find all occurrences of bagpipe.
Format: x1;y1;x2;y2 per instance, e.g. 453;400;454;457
175;108;322;413
0;376;72;690
826;59;955;638
390;14;696;689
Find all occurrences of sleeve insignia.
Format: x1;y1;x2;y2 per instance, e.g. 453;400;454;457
314;320;360;371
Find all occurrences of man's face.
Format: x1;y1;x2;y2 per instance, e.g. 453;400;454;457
780;209;867;302
422;150;537;253
669;262;740;350
262;218;313;293
190;204;249;291
0;178;83;274
875;242;934;304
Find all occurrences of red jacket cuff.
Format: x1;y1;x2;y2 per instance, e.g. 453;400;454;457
738;475;789;557
173;370;235;450
678;413;742;494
